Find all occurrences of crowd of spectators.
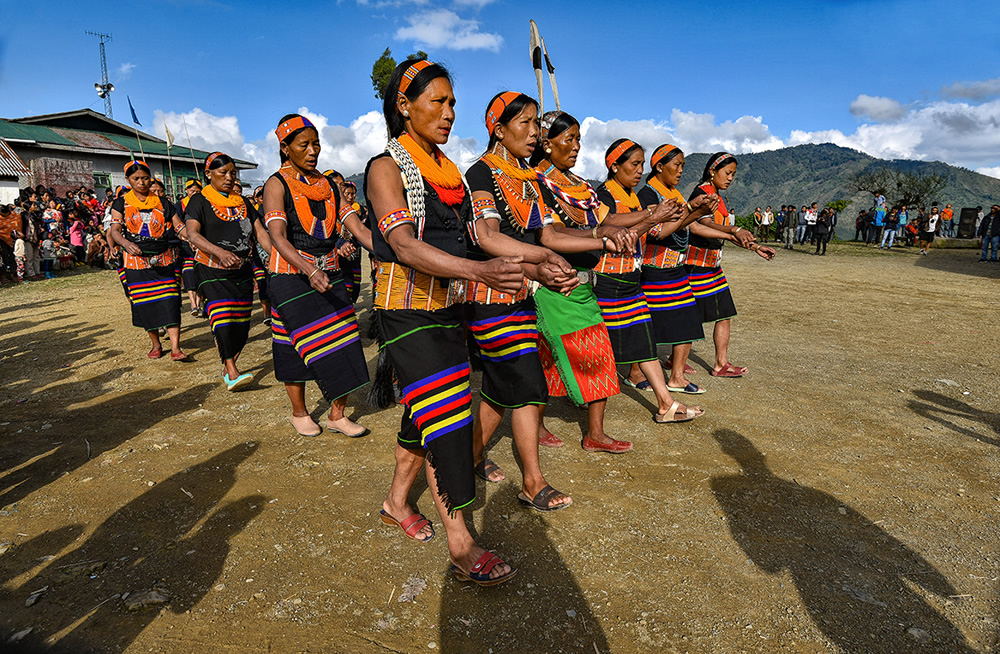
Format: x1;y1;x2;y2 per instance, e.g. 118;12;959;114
747;204;838;255
0;185;121;283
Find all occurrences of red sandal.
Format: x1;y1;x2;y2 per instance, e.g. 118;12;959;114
710;362;746;377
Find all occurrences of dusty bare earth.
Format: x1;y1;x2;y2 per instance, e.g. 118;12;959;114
1;241;998;654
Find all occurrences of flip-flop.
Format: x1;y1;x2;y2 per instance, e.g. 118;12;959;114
517;484;572;512
326;420;369;438
666;382;706;395
380;510;434;542
619;373;652;392
450;551;517;586
710;362;746;378
474;458;505;483
653;400;698;423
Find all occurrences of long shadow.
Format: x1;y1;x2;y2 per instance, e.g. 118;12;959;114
913;247;1000;279
710;429;974;653
0;374;214;509
438;493;610;653
908;389;1000;448
1;442;266;654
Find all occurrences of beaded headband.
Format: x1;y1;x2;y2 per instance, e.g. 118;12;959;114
204;152;223;173
650;144;681;169
398;59;434;99
485;91;522;135
123;159;150;176
605;140;638;169
540;110;564;138
709;152;735;171
343;180;356;190
275;116;314;143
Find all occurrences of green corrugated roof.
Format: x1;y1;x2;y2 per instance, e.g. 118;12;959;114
0;119;77;146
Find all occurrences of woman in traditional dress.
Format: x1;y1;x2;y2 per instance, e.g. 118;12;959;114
175;179;204;317
686;152;775;377
531;111;662;450
262;114;373;437
593;140;702;434
465;92;586;510
337;180;366;305
365;59;562;584
184;153;270;390
636;144;726;395
108;160;188;360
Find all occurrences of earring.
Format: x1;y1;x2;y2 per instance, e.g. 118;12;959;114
545;148;552;154
403;110;409;118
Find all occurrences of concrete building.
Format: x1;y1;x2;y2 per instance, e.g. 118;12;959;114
0;109;257;200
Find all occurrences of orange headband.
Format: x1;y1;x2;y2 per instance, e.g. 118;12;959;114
204;151;223;173
485;91;522;135
275;116;314;142
123;159;150;176
605;140;638;169
398;59;434;99
650;144;680;169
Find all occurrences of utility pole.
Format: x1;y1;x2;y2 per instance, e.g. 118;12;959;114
87;31;114;118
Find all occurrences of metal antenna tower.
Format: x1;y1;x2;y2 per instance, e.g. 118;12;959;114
86;31;114;118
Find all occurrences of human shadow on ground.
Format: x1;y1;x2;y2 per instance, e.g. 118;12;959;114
0;372;214;510
710;429;974;653
1;442;266;653
908;389;999;448
913;248;1000;279
438;493;610;653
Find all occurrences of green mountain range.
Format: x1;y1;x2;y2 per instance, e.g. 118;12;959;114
676;144;1000;238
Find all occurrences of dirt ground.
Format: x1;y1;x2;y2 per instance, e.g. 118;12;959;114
1;241;998;654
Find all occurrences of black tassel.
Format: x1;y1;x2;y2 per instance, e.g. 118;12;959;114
366;312;381;341
366;348;397;409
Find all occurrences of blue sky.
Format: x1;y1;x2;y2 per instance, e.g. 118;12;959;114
2;0;998;181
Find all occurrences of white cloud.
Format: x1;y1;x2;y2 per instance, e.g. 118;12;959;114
849;94;906;122
152;107;393;183
792;98;1000;169
976;166;1000;180
941;77;1000;100
395;9;503;51
116;62;135;81
451;0;495;6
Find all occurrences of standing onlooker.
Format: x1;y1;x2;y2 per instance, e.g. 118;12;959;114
804;203;818;245
13;230;27;281
868;205;884;247
40;232;58;278
761;206;773;241
940;204;954;238
796;205;808;245
775;205;785;241
897;205;908;238
784;205;797;249
918;206;940;255
68;210;85;263
880;208;898;249
854;210;867;242
814;209;831;255
752;207;763;239
975;206;984;235
978;205;1000;262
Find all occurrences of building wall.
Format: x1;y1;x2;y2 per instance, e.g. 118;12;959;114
0;179;19;204
29;157;94;196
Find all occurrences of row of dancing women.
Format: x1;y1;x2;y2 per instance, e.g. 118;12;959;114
108;57;774;585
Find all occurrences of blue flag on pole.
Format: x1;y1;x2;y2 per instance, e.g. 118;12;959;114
128;96;142;126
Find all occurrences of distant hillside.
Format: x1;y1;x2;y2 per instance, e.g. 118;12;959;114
349;143;1000;240
677;144;1000;238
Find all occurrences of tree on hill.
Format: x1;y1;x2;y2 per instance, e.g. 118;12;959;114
850;167;895;199
371;48;429;100
825;199;853;213
895;171;947;208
